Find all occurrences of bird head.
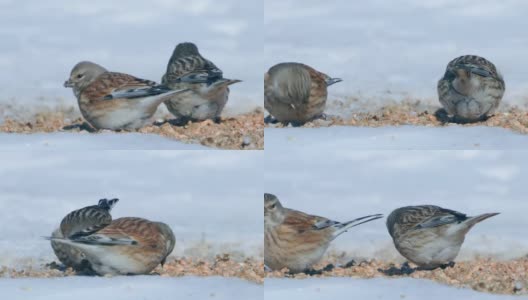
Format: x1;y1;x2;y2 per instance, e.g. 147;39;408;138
173;42;201;58
64;61;107;94
264;193;285;225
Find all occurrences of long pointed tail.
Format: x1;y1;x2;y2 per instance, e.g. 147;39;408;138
98;198;119;211
146;88;192;110
210;78;242;88
332;213;384;238
465;212;499;228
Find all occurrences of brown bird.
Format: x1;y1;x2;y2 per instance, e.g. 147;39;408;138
437;55;505;122
161;42;241;123
386;205;499;270
264;193;383;273
50;217;176;275
264;62;342;125
64;61;189;130
50;198;119;272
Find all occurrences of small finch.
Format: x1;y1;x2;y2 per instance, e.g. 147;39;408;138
386;205;499;270
264;193;382;273
437;55;505;122
264;62;342;125
64;61;189;130
51;198;119;272
161;42;241;123
49;217;175;275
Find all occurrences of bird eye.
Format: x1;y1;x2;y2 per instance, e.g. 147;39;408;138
76;74;83;79
270;204;276;209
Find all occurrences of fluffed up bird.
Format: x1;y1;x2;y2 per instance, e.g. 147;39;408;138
50;198;119;272
264;62;342;125
264;193;383;273
64;61;189;130
161;42;241;123
386;205;499;270
437;55;505;122
49;217;175;276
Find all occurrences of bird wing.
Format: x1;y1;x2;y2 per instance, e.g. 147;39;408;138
60;205;112;239
68;222;111;239
70;231;138;246
282;208;336;233
85;72;170;100
163;55;223;84
414;207;468;229
447;55;504;82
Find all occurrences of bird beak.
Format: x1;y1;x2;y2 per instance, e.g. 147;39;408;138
326;78;343;86
64;80;73;88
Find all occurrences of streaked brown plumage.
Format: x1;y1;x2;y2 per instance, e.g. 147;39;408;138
50;227;93;272
64;61;189;130
264;62;342;125
161;42;241;122
51;198;118;272
51;217;176;275
264;193;382;273
437;55;505;122
387;205;499;269
60;198;118;238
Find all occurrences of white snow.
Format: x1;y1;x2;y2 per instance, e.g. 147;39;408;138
265;278;520;300
0;0;262;117
265;126;528;150
0;133;210;150
0;151;263;269
0;277;262;300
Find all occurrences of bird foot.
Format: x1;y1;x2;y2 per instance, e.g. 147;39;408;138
314;113;332;121
299;264;335;276
45;261;66;271
440;261;455;269
378;262;417;276
154;118;189;127
62;122;97;133
342;259;357;268
434;108;451;124
264;115;279;124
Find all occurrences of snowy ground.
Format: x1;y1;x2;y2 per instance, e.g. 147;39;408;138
0;277;263;300
264;149;528;296
265;126;528;150
0;0;262;116
265;0;528;107
265;278;521;300
0;151;263;269
0;133;210;150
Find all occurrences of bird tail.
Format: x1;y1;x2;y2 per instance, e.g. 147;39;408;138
135;87;191;110
212;78;242;87
325;77;343;86
465;212;499;228
98;198;119;211
332;214;384;238
44;236;137;246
